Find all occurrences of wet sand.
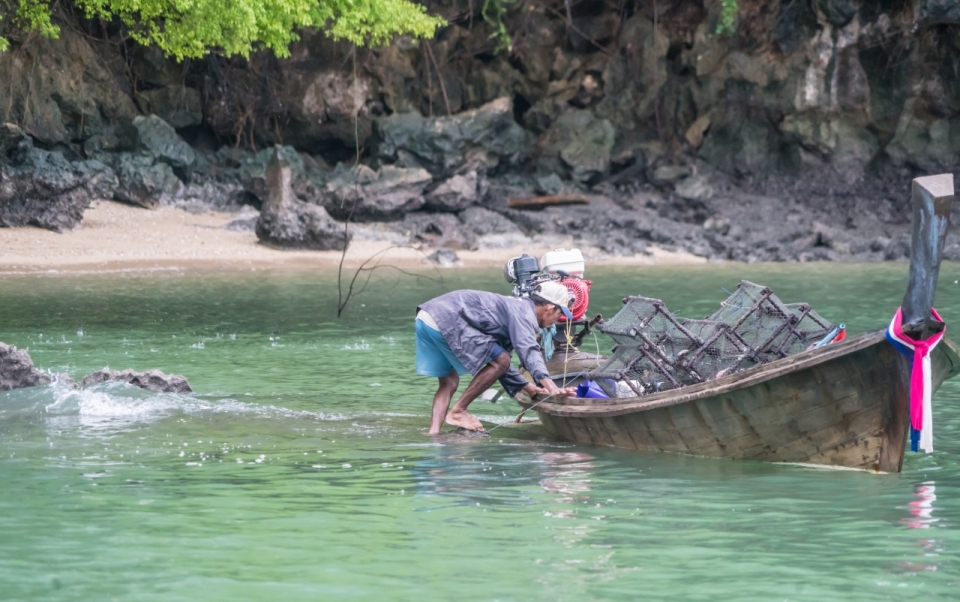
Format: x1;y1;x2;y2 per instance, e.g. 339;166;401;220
0;200;706;274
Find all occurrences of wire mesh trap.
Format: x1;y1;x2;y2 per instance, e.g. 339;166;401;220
586;281;835;397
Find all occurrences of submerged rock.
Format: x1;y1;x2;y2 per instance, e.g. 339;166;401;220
256;146;350;250
80;368;192;393
0;343;52;390
425;248;461;266
0;130;117;232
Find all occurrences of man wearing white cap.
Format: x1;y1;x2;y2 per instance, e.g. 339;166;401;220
415;281;576;434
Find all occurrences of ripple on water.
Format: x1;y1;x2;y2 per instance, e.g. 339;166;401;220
0;380;362;433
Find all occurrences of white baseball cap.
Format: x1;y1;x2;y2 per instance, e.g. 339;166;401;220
535;281;573;320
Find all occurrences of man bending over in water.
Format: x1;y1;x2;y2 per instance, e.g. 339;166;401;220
415;281;575;434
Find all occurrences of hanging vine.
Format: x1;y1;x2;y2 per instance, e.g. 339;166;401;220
716;0;738;35
481;0;514;53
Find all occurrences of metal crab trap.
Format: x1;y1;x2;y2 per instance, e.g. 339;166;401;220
585;281;835;397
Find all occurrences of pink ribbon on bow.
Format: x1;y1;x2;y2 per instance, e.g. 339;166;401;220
886;307;945;453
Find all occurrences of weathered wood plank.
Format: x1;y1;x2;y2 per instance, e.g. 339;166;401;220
507;194;590;210
902;174;953;338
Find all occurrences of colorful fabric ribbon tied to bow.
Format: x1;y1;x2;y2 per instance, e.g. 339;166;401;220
885;307;946;454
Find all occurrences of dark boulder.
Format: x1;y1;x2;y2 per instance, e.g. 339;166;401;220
0;131;118;232
374;97;529;176
324;164;432;221
916;0;960;25
255;146;350;250
0;343;52;390
126;115;196;180
136;86;204;129
398;212;478;250
80;368;192;393
538;111;615;183
817;0;860;26
423;171;482;212
425;248;462;266
234;145;306;205
0;30;138;147
109;152;183;209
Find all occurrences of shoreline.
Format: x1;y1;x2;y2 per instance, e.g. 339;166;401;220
0;200;707;275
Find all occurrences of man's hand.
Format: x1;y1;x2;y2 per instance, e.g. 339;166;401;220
522;379;577;398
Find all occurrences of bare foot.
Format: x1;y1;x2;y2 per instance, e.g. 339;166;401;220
445;409;484;432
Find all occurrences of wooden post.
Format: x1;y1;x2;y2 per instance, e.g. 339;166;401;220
901;174;954;339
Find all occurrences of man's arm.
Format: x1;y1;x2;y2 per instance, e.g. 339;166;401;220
504;302;573;397
498;367;533;397
505;302;551;385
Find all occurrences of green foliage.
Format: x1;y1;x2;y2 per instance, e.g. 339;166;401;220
0;0;61;49
715;0;737;35
481;0;513;54
0;0;444;58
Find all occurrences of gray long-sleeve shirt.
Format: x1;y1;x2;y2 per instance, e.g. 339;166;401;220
418;290;550;396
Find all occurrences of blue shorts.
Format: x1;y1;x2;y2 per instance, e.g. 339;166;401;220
415;319;506;377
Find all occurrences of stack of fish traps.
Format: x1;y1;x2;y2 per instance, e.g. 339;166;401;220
587;281;835;397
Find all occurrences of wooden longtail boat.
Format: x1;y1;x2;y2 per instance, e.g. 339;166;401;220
519;174;958;473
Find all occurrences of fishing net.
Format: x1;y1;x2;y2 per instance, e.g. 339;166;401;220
586;281;835;397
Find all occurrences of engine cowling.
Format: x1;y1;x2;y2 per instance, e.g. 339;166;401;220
559;278;591;322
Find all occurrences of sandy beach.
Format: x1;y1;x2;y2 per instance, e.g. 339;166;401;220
0;200;706;274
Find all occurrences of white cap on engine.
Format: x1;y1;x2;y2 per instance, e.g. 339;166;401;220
540;248;585;277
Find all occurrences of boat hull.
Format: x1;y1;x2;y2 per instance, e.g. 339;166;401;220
521;331;960;472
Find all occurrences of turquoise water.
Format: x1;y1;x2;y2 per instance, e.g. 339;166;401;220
2;263;960;601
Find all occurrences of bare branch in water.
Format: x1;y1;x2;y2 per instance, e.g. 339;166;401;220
336;222;446;317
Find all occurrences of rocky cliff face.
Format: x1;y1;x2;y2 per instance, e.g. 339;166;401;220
2;0;960;262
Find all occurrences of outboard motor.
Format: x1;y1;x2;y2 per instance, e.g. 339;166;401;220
503;254;543;297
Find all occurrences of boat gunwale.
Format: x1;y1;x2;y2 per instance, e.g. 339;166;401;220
525;330;960;418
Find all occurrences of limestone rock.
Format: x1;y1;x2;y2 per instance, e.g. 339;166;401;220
225;208;260;232
915;0;960;25
325;165;432;221
255;147;350;250
0;343;52;390
0;137;117;232
0;123;25;155
109;152;183;209
685;115;712;148
137;86;204;129
281;69;375;151
426;249;462;266
459;206;524;236
459;206;529;248
235;145;306;205
817;0;860;26
128;115;196;179
884;98;960;172
0;30;138;146
174;179;247;212
399;212;478;250
700;118;780;177
374;97;529;176
536;174;565;196
80;368;192;393
651;164;692;186
675;175;715;202
541;111;615;183
423;172;480;212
